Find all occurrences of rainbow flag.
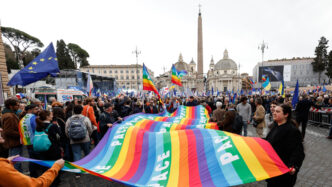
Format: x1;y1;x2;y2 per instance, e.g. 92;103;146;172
14;106;290;186
18;114;36;145
171;64;182;86
143;63;160;99
249;77;256;85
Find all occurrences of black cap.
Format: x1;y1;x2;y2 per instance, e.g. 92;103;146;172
25;104;38;111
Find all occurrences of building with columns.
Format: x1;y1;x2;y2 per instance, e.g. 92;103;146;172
80;64;154;90
155;54;198;91
206;49;242;92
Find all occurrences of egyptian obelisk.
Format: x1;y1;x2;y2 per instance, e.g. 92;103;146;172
0;25;11;97
197;5;204;91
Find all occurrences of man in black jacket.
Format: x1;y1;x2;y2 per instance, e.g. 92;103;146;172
295;94;313;139
99;103;117;137
186;96;198;106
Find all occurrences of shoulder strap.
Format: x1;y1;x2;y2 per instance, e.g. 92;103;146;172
45;124;52;133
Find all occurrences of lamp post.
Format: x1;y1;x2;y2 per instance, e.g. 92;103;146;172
258;40;268;87
132;46;141;91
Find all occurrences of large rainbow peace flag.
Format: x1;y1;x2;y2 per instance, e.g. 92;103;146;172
15;105;290;186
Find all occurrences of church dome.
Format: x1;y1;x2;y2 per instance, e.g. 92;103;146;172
190;58;196;64
215;49;237;70
174;53;190;71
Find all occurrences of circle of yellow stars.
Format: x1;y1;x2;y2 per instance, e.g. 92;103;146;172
28;56;58;73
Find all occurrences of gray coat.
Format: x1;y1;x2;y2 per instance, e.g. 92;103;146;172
236;103;252;122
65;114;93;144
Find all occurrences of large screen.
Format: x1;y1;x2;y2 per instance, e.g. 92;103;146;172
259;66;284;82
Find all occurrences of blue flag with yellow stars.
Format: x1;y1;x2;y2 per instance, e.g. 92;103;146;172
8;43;60;86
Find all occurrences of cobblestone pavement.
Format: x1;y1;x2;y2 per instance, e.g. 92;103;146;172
20;116;332;187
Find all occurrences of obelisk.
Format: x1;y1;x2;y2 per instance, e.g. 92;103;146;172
197;5;204;91
0;25;11;97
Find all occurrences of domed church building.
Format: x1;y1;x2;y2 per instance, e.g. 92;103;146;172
207;49;242;92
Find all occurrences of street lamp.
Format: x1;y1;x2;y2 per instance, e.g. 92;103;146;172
132;46;141;91
258;40;268;86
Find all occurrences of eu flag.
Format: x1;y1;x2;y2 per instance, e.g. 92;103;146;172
8;43;60;86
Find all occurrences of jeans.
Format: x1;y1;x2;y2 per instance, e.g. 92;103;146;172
71;142;90;162
242;120;247;136
9;145;23;172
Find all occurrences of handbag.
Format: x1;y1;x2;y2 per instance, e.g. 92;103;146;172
33;125;52;152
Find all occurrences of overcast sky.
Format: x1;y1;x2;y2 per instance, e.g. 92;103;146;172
1;0;332;76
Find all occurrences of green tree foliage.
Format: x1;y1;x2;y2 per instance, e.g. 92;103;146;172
4;43;19;73
1;27;43;68
312;36;329;84
22;48;41;66
56;40;76;70
327;50;332;80
67;43;90;68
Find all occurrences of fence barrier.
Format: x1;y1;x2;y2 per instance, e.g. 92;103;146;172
308;107;332;127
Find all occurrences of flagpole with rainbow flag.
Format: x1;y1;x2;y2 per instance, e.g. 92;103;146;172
142;63;162;104
171;64;183;87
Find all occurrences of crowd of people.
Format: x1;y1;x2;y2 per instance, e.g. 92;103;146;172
1;91;330;186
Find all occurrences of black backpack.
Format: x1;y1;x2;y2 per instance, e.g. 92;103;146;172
68;116;87;141
232;113;244;135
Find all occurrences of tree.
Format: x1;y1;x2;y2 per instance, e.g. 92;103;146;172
327;50;332;81
22;48;41;66
56;40;76;69
1;27;44;69
67;43;90;68
312;36;329;84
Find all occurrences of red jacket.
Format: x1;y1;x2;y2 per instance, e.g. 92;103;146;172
205;105;212;115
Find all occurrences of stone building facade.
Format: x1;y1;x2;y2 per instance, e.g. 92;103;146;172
80;64;154;90
155;54;198;91
252;57;329;88
206;50;242;92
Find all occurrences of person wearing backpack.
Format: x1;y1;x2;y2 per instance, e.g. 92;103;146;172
66;105;92;162
82;97;99;146
33;110;63;186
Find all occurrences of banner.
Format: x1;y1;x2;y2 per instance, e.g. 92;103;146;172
15;106;290;186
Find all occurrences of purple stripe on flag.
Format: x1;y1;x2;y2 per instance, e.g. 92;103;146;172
193;130;215;187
